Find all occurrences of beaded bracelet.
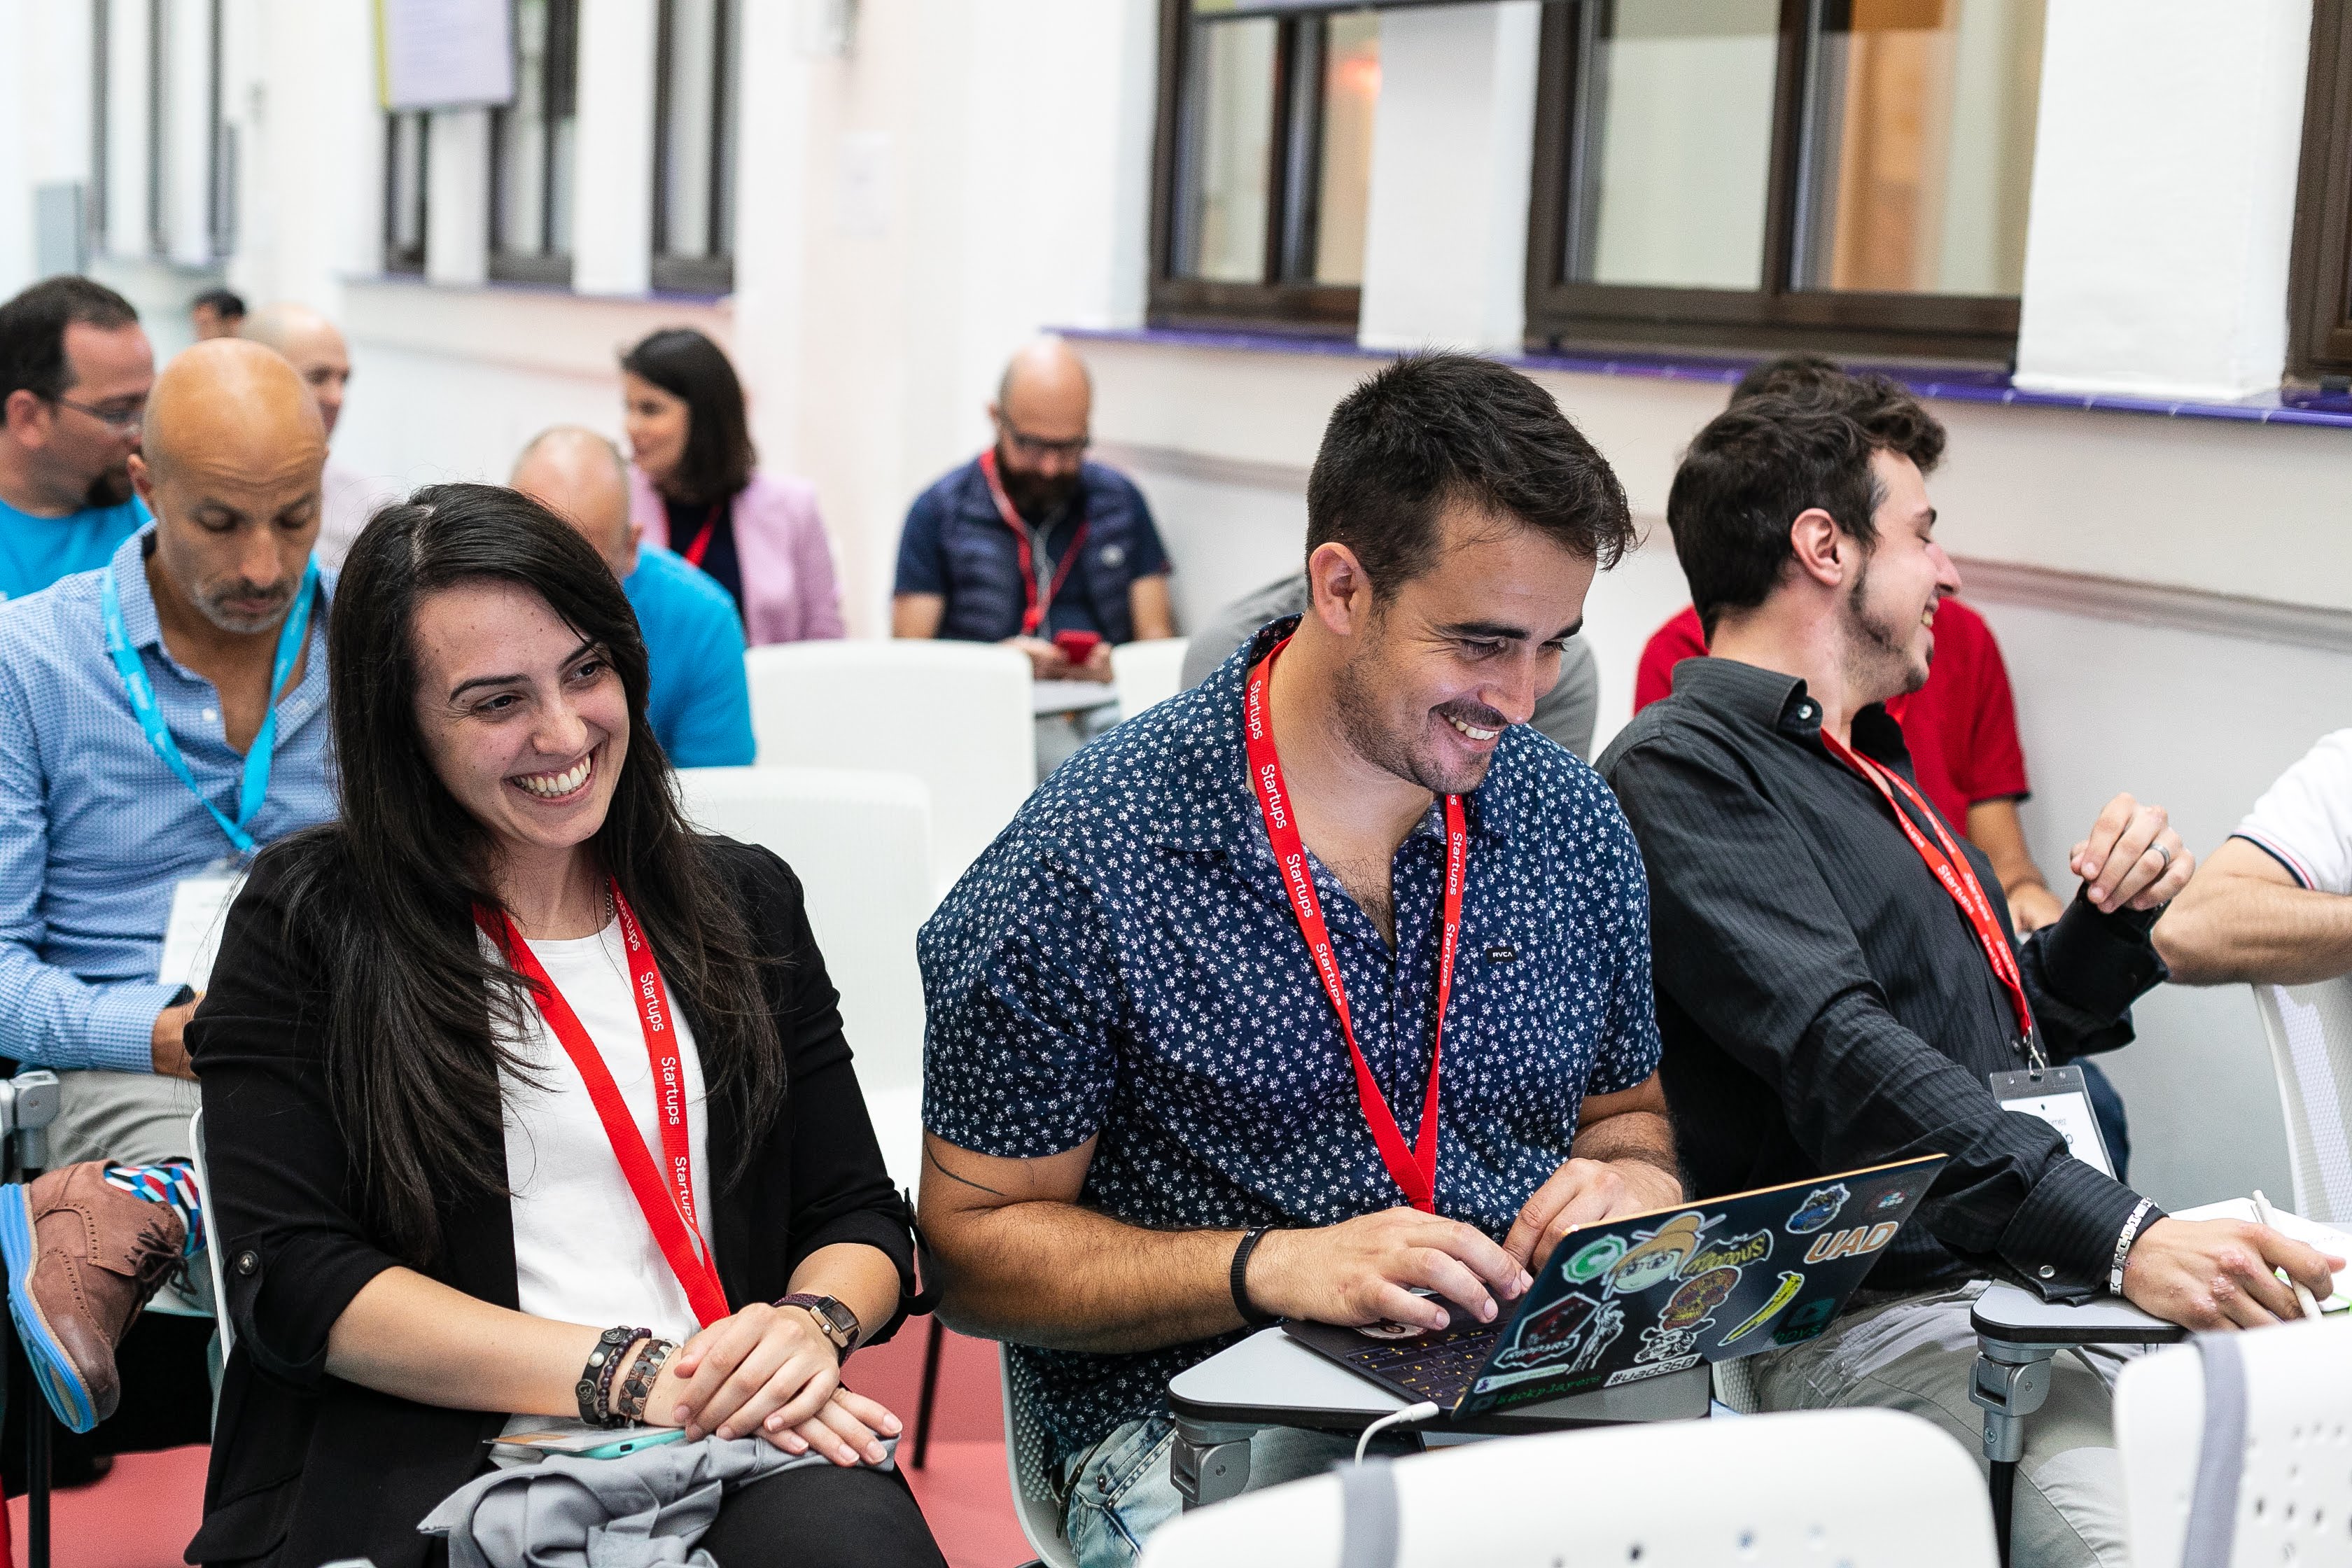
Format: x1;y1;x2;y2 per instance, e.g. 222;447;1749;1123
578;1326;650;1429
617;1337;678;1426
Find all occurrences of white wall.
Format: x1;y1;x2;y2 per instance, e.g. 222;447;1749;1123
2014;0;2314;398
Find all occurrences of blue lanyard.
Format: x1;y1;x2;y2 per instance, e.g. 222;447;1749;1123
99;556;319;855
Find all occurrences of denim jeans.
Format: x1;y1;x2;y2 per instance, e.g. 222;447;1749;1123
1058;1415;1364;1568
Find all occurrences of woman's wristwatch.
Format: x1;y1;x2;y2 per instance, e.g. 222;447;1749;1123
777;1293;861;1361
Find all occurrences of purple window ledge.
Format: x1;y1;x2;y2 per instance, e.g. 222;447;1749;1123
1056;325;2352;431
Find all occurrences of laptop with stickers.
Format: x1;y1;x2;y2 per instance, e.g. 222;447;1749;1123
1284;1155;1947;1418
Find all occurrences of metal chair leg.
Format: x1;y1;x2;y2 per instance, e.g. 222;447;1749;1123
1970;1340;2054;1568
911;1316;945;1469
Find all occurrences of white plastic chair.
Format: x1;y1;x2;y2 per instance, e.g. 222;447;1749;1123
672;765;932;1196
187;1108;232;1364
2115;1315;2352;1568
1138;1408;1994;1568
2248;978;2352;1225
1111;638;1191;721
742;641;1032;897
1002;1346;1081;1568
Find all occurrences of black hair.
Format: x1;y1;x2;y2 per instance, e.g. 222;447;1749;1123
0;275;139;422
620;328;756;505
1305;352;1635;597
1729;351;1845;407
269;482;781;1265
1667;374;1947;636
191;286;246;321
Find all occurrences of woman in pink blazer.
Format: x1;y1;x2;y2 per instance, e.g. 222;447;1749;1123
622;328;846;645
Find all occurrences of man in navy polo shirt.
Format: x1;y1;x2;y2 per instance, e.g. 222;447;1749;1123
511;426;755;769
918;353;1675;1567
891;336;1173;677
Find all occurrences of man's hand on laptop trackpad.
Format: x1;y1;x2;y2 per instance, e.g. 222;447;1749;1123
1249;1208;1533;1335
1505;1156;1685;1274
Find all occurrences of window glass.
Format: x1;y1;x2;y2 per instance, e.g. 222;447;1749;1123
660;0;722;259
1795;0;2044;296
1312;13;1379;286
1572;0;1782;291
1175;17;1278;284
386;110;429;272
492;0;575;262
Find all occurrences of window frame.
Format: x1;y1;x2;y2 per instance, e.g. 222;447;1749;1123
650;0;737;298
90;0;110;255
1524;0;2025;365
383;109;430;276
486;0;578;288
1147;0;1364;337
2288;0;2352;382
146;0;167;257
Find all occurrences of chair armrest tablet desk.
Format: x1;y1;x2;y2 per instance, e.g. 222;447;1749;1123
1969;1284;2183;1567
1165;1327;1712;1510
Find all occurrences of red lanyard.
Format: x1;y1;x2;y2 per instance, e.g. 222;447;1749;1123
680;503;724;570
979;448;1088;636
1243;637;1464;1212
478;882;730;1327
1818;727;2040;1058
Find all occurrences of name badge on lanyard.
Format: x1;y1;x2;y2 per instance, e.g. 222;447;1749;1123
1244;635;1465;1213
155;862;250;990
101;556;320;856
1990;1065;2116;1178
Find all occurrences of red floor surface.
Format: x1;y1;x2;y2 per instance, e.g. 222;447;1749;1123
7;1324;1038;1568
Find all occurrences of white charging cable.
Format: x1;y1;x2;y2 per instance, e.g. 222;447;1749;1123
1354;1401;1441;1464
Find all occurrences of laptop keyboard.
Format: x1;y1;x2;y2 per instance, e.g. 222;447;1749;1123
1332;1323;1504;1409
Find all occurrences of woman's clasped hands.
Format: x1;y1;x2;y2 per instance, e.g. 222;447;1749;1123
640;1302;904;1466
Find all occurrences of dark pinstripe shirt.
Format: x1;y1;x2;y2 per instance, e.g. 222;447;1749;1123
1600;657;2164;1302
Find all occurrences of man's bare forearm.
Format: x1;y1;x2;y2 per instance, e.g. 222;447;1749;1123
922;1147;1246;1353
2156;875;2352;986
1568;1109;1681;1194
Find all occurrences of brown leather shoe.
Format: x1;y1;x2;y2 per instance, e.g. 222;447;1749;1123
1;1164;184;1432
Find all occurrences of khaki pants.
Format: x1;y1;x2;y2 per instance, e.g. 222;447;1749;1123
1751;1280;2132;1568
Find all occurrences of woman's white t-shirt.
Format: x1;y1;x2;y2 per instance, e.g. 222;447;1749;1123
490;918;713;1429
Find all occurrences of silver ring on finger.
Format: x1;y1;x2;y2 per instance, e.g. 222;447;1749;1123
2149;841;2171;869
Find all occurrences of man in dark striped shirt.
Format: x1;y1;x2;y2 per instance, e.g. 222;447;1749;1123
1600;379;2337;1568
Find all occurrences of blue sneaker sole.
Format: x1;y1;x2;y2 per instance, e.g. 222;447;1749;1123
0;1184;99;1433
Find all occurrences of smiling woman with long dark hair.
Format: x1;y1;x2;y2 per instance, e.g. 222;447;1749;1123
183;483;941;1568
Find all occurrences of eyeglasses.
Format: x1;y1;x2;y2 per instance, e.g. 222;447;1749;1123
50;393;146;430
997;417;1089;463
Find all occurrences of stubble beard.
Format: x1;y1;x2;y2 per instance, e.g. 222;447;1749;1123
1841;559;1931;704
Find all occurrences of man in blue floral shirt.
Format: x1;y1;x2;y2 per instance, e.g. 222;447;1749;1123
919;354;1675;1567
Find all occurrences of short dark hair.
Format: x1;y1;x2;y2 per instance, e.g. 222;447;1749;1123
191;286;246;320
620;328;756;505
0;275;139;421
1668;374;1947;635
1305;352;1634;598
1730;351;1845;407
281;482;781;1264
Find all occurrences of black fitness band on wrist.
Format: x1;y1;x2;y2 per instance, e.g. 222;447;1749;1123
1231;1226;1278;1327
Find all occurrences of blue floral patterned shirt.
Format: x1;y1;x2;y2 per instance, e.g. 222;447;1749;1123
920;618;1663;1465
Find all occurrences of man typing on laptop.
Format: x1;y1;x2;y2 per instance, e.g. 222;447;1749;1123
918;355;1676;1568
1598;379;2337;1568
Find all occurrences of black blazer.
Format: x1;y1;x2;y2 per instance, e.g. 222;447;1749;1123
183;836;917;1568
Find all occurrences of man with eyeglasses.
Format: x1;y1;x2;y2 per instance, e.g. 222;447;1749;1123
0;276;155;602
892;336;1175;690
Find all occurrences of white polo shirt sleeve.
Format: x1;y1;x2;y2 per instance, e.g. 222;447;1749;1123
2234;729;2352;894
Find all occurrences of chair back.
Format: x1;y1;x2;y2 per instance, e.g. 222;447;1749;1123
2115;1315;2352;1568
673;765;932;1189
187;1108;232;1364
2248;977;2352;1224
1138;1408;1992;1568
1001;1346;1080;1568
1111;638;1191;721
743;640;1032;895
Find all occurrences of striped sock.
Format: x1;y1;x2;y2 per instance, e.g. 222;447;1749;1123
99;1162;206;1259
